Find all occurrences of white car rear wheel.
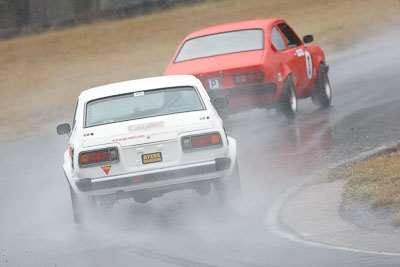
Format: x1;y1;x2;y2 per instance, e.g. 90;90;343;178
215;162;241;205
69;185;94;224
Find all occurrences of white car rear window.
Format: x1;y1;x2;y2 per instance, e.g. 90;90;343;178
85;86;205;127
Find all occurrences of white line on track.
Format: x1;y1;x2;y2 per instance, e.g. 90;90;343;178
265;142;400;257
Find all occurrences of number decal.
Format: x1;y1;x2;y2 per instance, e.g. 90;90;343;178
305;51;313;79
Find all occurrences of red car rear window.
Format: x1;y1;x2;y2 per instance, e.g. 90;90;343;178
175;29;264;63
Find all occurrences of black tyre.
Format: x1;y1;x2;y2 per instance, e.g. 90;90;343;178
312;64;332;108
277;78;297;119
215;162;241;205
230;162;242;195
69;185;94;224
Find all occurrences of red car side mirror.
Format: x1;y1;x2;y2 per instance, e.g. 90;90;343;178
303;35;314;44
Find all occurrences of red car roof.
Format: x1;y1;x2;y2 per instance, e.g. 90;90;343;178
184;18;281;40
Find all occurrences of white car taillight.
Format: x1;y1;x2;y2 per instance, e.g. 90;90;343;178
182;132;222;152
79;147;119;167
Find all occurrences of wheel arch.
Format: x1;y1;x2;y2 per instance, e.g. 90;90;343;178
226;136;238;178
63;159;78;193
281;72;294;96
313;48;326;76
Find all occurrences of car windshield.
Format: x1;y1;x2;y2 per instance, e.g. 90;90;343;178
85;86;205;127
174;29;264;62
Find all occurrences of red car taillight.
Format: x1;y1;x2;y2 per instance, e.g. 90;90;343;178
182;133;222;151
79;147;119;167
234;72;264;85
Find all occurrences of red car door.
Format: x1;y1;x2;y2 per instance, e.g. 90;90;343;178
301;44;317;93
276;22;310;98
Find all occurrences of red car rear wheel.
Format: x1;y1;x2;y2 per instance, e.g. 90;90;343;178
277;77;297;119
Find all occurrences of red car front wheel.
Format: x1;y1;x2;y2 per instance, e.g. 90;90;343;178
312;64;332;108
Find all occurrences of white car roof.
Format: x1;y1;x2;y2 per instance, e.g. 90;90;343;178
79;75;203;102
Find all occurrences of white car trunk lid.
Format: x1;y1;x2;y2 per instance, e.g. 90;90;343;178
81;112;214;148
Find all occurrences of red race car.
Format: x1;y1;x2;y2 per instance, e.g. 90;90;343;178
164;18;332;118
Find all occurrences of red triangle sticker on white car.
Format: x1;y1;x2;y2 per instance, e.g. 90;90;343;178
101;166;111;175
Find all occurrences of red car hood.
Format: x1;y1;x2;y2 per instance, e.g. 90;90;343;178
164;50;264;75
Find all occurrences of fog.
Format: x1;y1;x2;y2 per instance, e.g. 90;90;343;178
1;33;400;266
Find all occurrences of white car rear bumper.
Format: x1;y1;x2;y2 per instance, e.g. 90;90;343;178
67;157;233;198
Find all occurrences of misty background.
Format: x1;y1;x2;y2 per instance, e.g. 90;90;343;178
0;0;202;38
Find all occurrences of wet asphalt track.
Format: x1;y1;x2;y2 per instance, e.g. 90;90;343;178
1;33;400;266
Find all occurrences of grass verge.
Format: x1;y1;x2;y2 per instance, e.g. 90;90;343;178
0;0;399;143
329;146;400;226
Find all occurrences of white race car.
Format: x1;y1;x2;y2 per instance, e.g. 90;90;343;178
57;75;240;224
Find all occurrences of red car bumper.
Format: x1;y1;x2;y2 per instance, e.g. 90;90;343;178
206;82;278;113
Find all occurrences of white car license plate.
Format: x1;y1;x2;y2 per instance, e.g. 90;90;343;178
142;152;163;164
207;78;222;90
